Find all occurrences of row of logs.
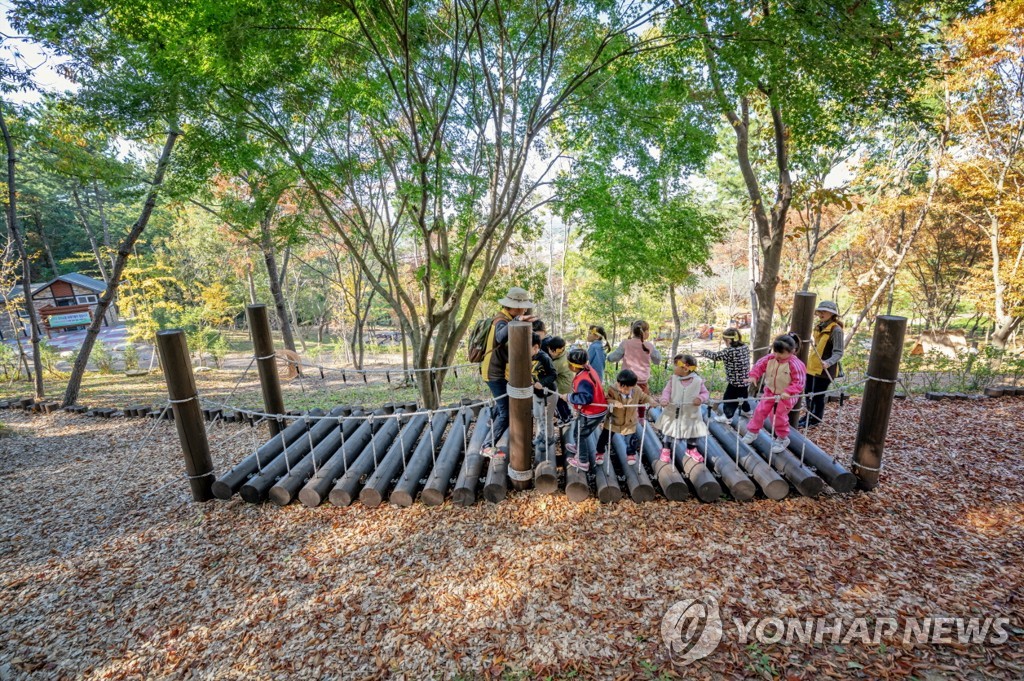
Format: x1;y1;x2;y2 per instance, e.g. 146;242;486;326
210;400;858;507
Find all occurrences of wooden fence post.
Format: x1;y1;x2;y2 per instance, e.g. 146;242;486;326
789;291;817;426
156;329;215;502
852;315;907;490
507;320;534;491
247;304;285;436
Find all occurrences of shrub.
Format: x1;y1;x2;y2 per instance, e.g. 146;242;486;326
122;343;140;372
93;341;115;374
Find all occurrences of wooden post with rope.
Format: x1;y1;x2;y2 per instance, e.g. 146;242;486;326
507;320;534;491
853;315;907;490
247;304;286;437
788;291;817;427
156;329;215;502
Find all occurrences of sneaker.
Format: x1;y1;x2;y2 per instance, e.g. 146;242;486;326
796;418;809;429
741;431;758;445
686;447;704;463
481;445;495;458
660;447;672;463
565;442;578;455
712;413;729;423
595;452;605;466
626;453;637;465
770;437;790;454
567;455;589;472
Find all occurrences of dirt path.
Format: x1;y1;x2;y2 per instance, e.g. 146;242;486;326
0;398;1022;679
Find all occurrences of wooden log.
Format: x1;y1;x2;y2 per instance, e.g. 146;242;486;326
421;408;473;506
360;412;432;507
562;427;591;502
247;304;286;437
694;433;754;501
329;415;404;506
853;315;907;490
533;429;560;495
388;410;452;506
983;387;1003;398
212;410;320;500
708;419;788;500
452;408;492;506
268;409;366;506
610;433;655;503
788;291;817;426
784;428;857;493
239;408;333;503
297;409;386;508
673;440;722;502
155;329;216;502
593;446;623;504
483;429;510;503
639;421;690;501
737;416;824;498
507;320;534;491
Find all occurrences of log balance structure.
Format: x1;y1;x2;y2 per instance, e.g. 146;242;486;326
157;301;907;506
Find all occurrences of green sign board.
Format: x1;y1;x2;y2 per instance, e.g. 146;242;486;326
49;311;92;328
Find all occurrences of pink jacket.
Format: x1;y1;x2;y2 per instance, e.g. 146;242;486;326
608;338;662;382
749;354;806;397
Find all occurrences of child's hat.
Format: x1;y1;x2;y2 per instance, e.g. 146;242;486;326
722;327;741;340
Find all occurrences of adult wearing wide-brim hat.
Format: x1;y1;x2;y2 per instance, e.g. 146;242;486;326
480;286;537;457
799;300;845;428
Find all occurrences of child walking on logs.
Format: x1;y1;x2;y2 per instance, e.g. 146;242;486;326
531;333;558;440
742;333;807;454
607;320;662;394
656;354;710;464
700;327;751;423
586;325;611;381
563;347;608;472
595;369;659;466
543;336;573;427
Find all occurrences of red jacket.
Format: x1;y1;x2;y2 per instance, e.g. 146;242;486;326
570;366;608;417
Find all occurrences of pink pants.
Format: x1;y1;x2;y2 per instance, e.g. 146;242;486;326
747;392;795;439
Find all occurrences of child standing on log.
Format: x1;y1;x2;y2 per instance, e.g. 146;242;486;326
596;369;659;466
563;347;608;472
742;333;807;454
656;354;710;464
531;333;558;439
700;327;751;423
543;336;573;426
607;320;662;394
586;325;611;380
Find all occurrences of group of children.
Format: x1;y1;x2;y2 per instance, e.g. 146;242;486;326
478;295;849;477
513;316;816;473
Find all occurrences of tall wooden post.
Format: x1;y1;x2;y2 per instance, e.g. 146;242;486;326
507;321;534;491
853;315;907;490
788;291;817;426
247;304;285;436
156;329;215;502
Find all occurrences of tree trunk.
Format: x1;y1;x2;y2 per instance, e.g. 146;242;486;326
71;187;111;285
246;259;257;304
0;102;44;399
257;211;297;353
669;285;681;359
94;180;113;273
33;213;59;276
991;316;1022;349
62;129;179;407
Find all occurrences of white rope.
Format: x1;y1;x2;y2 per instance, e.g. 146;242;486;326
198;395;500;423
508;466;533;481
507;385;533;399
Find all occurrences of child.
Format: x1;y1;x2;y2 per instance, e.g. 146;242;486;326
742;333;807;453
531;333;558;437
563;347;608;471
586;325;610;380
543;336;573;426
656;354;710;464
700;327;751;423
532;318;548;342
799;300;844;428
596;369;659;466
607;319;662;394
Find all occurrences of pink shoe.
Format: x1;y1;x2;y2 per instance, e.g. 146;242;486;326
660;448;672;463
626;453;637;465
595;451;605;466
686;447;704;463
565;442;578;455
567;456;589;472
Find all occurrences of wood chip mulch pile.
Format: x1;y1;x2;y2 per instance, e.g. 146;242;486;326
1;397;1022;680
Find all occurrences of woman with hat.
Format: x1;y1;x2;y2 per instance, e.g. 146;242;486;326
481;286;536;458
799;300;845;428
